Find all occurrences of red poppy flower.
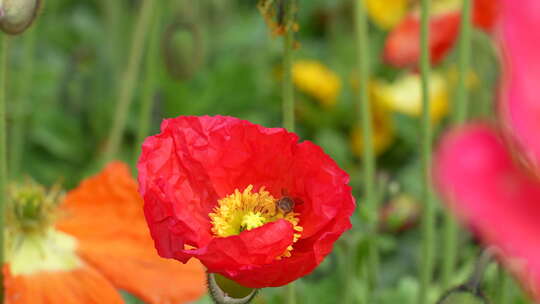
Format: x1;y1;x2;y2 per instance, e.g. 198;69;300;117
435;0;540;299
4;162;206;304
138;115;355;288
384;0;499;68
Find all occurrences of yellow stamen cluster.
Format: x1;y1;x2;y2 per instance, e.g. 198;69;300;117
209;185;303;259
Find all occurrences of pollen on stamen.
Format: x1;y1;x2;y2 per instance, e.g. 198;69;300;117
209;185;303;259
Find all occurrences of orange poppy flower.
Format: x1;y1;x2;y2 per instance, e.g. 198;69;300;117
5;162;206;304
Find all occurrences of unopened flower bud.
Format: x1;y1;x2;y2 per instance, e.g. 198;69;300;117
0;0;41;35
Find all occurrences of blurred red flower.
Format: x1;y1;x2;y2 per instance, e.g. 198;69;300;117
138;116;355;288
384;0;499;68
435;0;540;299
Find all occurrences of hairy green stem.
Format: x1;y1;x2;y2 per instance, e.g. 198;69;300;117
283;2;296;303
418;0;435;303
282;0;295;132
101;0;123;76
497;267;512;304
454;0;472;124
465;248;493;293
442;0;472;290
353;0;378;292
133;2;162;167
10;28;36;178
102;0;155;164
0;35;8;302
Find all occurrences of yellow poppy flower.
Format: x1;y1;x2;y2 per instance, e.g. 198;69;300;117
365;0;408;30
372;72;449;123
292;60;342;107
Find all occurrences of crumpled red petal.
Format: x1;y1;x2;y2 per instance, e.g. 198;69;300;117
435;125;540;300
138;115;355;288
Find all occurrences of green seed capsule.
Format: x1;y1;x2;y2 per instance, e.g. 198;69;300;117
0;0;41;35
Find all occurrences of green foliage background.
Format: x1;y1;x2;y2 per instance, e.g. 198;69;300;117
4;0;532;303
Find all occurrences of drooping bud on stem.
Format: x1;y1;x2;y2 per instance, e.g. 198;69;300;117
162;20;204;80
0;0;41;35
207;273;258;304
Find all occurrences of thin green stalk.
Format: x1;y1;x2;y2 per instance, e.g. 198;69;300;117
454;0;472;124
353;0;378;292
282;0;295;132
497;267;512;304
0;35;9;302
418;0;435;303
10;28;36;178
102;0;155;164
283;2;296;304
133;2;162;167
286;284;296;304
102;0;123;76
442;0;472;290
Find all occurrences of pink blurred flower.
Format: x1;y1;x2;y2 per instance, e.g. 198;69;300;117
435;0;540;300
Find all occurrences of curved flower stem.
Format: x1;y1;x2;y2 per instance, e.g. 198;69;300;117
454;0;472;124
101;0;123;77
497;268;512;304
282;0;295;132
464;248;493;293
418;0;435;303
0;34;8;302
442;0;472;290
10;28;36;178
282;2;297;303
353;0;378;294
133;2;162;168
102;0;155;164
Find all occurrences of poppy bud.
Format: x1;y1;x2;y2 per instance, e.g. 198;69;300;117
0;0;41;35
207;273;259;304
162;20;204;80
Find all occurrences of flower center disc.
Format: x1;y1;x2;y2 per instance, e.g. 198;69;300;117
209;185;303;258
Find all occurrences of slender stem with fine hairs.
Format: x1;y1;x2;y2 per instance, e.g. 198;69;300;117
102;0;155;164
418;0;435;303
283;2;296;303
133;1;162;168
442;0;472;290
282;0;295;132
10;28;36;178
465;248;493;293
497;267;512;304
454;0;472;124
353;0;378;292
0;35;9;302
